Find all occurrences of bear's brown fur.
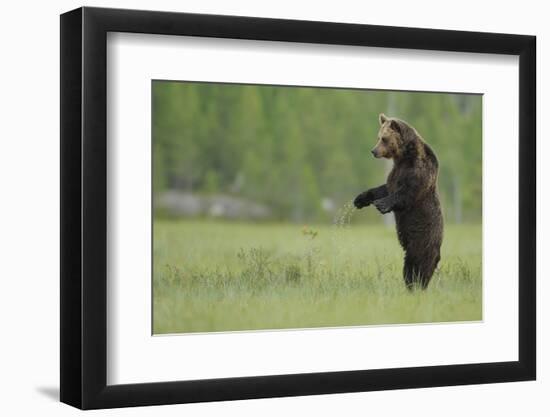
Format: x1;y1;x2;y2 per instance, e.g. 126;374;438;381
353;114;443;289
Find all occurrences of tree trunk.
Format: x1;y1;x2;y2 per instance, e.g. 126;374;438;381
453;175;462;224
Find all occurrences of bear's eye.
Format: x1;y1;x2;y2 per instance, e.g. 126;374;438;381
382;137;388;144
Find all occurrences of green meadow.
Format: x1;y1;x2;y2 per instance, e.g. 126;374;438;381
153;218;482;334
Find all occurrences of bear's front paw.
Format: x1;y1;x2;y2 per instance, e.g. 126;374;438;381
373;198;392;214
353;191;373;209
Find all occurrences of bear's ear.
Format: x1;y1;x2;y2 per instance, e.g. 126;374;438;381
389;119;401;134
379;113;388;125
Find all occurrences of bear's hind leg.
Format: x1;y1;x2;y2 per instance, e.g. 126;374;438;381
403;254;420;290
419;259;438;289
419;252;441;289
403;252;440;290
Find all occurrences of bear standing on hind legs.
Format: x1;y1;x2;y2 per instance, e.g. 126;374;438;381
353;114;443;290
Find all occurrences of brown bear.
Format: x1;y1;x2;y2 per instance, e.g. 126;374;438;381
353;114;443;290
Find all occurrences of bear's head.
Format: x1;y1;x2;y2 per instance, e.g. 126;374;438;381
371;113;404;159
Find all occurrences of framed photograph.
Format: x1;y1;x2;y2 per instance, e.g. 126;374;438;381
60;6;536;409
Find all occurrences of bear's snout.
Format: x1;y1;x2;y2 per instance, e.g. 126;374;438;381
371;148;379;158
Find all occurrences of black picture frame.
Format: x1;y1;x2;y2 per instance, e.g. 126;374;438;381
60;6;536;410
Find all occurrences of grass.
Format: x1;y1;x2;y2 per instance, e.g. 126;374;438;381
153;218;482;334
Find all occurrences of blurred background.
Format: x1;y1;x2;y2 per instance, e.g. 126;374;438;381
152;81;482;224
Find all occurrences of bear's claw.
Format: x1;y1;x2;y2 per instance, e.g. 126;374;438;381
353;192;372;209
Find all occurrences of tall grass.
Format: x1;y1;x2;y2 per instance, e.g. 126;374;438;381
153;220;482;334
